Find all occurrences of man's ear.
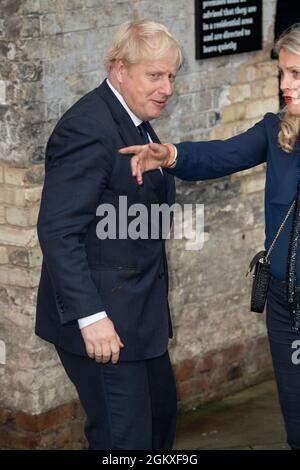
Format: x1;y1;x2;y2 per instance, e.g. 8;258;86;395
115;59;126;83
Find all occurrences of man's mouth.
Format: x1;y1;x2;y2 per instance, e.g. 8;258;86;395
284;96;293;103
152;100;168;106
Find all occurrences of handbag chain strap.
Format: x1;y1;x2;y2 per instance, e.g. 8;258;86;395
265;200;296;261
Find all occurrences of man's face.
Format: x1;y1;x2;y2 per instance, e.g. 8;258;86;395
117;52;178;121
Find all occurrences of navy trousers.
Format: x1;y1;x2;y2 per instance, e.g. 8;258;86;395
267;276;300;449
55;346;177;450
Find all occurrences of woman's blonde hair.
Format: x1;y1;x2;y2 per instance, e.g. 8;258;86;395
275;23;300;152
104;20;183;73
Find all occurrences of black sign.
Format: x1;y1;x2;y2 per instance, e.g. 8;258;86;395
195;0;262;59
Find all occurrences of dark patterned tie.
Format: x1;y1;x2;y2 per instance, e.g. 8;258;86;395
287;179;300;332
137;122;150;144
137;121;164;205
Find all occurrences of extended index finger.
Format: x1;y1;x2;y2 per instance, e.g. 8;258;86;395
119;145;143;155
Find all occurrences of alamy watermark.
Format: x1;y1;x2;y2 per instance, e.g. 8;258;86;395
291;340;300;365
95;196;205;251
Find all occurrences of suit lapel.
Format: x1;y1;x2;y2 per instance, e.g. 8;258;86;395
96;80;145;148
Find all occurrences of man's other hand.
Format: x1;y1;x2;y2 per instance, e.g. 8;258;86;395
80;317;124;364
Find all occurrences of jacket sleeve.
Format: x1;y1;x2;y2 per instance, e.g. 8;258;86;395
37;116;114;325
168;116;268;181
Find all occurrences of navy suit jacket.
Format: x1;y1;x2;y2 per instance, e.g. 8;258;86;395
36;80;175;361
169;112;300;282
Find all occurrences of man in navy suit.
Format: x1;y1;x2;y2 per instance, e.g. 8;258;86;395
36;20;183;450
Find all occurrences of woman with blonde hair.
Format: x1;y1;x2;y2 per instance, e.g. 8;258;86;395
120;24;300;449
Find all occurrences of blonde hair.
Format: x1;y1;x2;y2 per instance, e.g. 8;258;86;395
104;20;183;73
275;23;300;152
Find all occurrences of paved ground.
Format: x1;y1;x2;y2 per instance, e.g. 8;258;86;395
174;379;289;450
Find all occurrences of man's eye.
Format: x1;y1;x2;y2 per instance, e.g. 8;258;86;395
293;71;300;78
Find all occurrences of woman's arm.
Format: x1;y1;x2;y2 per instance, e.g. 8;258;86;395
171;118;267;181
119;116;268;185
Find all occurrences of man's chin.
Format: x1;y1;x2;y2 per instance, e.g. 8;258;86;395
147;107;166;120
145;112;163;121
149;103;167;120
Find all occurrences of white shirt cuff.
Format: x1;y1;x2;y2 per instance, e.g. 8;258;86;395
78;311;107;329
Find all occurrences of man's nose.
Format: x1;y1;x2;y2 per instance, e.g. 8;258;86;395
160;78;173;96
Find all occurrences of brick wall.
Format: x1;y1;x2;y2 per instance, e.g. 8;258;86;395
0;0;278;449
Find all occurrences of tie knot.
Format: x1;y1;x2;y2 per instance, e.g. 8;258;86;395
137;122;149;144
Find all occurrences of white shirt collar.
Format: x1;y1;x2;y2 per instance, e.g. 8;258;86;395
106;79;142;127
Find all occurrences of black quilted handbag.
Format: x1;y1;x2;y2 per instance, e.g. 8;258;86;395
246;200;296;313
247;251;270;313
